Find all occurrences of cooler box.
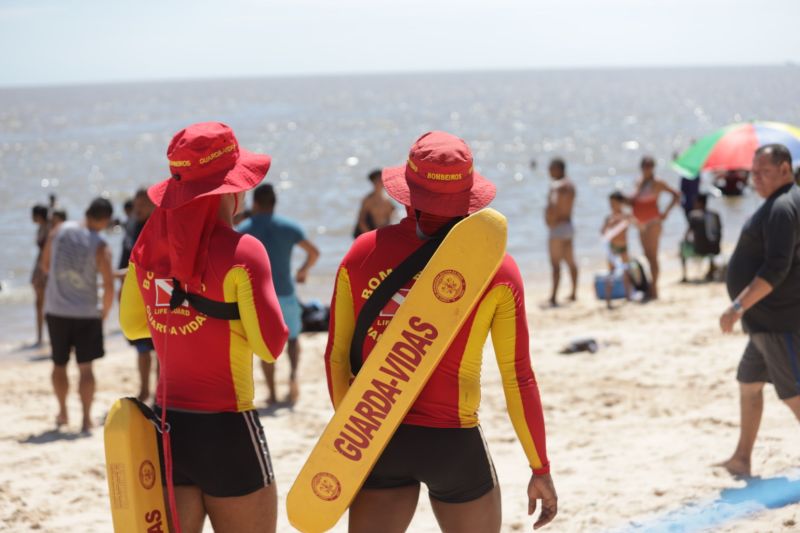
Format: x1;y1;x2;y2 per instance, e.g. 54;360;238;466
594;272;626;300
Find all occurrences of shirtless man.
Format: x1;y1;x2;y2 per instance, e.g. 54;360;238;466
545;158;578;306
354;169;395;238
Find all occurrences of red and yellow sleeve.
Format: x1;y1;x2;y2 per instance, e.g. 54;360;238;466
224;236;288;363
119;263;151;341
491;266;550;475
324;266;355;408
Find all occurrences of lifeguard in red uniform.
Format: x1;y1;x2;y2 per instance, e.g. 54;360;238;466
120;122;288;533
325;131;557;532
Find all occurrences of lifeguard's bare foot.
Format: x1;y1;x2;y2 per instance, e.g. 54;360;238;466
55;412;68;427
81;418;93;434
716;457;751;478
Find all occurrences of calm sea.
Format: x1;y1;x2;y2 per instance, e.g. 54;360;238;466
2;66;799;350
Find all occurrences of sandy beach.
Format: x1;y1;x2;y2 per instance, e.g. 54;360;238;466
0;272;798;532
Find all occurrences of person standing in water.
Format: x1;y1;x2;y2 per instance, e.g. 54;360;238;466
30;204;50;346
40;198;114;432
326;131;557;532
545;157;578;306
238;183;320;406
120;122;288;532
353;168;395;238
629;156;679;300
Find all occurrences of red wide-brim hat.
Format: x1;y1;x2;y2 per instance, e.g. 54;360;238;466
148;122;271;209
382;131;496;218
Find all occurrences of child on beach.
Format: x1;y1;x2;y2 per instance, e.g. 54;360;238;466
601;191;633;308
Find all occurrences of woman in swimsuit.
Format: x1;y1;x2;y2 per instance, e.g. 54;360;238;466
629;156;679;300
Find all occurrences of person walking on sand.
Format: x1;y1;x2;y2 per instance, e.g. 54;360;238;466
353;168;395;238
117;188;157;401
545;157;578;306
40;198;114;432
628;156;679;300
326;131;557;532
238;183;320;406
120;122;288;532
718;144;800;478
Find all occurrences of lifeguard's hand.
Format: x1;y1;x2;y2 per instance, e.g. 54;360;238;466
295;268;309;283
528;473;557;529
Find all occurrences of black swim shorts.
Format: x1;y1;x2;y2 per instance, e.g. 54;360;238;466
737;332;800;400
362;424;497;503
46;314;104;366
156;408;274;498
128;337;155;353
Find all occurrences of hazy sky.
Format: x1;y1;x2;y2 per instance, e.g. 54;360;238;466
1;0;798;86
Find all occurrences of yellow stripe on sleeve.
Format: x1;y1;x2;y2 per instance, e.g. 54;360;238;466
456;286;504;427
223;266;277;364
491;284;544;470
119;263;151;341
329;267;355;408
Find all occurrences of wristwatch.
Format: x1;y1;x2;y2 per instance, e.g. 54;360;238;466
731;300;744;313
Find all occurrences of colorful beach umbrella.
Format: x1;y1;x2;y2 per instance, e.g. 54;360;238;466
673;121;800;177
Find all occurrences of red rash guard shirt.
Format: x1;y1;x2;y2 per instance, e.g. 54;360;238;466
120;225;288;412
324;216;550;474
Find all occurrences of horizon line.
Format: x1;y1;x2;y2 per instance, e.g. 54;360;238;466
1;61;796;91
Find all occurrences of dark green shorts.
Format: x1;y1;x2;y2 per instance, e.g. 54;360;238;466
737;332;800;399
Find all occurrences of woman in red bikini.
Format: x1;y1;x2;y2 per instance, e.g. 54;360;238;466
629;156;679;299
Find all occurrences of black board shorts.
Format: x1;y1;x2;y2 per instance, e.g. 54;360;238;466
46;314;104;365
127;337;155;353
156;408;274;498
363;424;497;503
737;332;800;400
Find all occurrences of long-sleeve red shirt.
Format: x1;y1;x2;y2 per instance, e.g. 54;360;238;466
324;216;550;474
120;225;288;412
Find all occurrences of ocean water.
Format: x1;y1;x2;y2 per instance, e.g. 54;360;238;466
1;66;799;348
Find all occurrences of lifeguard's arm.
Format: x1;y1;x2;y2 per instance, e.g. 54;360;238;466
491;261;550;475
323;265;356;408
119;264;151;340
226;235;288;363
96;242;114;320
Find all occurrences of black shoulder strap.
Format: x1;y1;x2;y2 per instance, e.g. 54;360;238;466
348;218;458;376
127;396;170;434
169;278;241;320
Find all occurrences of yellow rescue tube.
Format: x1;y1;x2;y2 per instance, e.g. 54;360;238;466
104;397;169;532
287;208;507;532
